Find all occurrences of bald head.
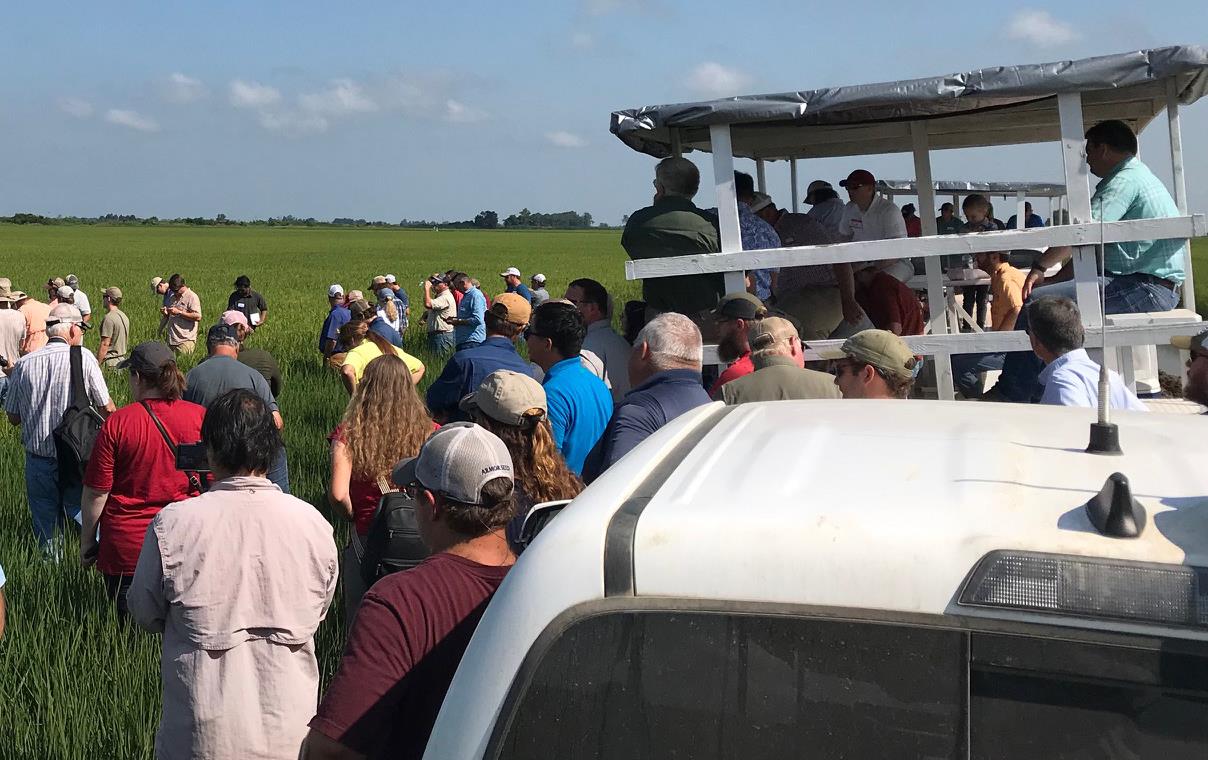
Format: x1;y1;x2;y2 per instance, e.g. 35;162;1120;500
654;157;701;199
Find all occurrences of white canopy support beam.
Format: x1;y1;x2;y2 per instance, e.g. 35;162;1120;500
624;216;1208;279
790;159;799;212
755;159;767;193
1057;91;1103;329
670;128;682;158
910;121;954;399
1015;190;1026;229
709;124;748;294
1167;77;1195;312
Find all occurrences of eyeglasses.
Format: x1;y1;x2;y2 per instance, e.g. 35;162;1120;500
523;326;546;341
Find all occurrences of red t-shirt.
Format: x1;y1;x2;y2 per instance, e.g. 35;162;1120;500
905;216;922;238
328;425;385;535
856;272;925;336
310;553;511;759
709;351;754;398
84;398;206;575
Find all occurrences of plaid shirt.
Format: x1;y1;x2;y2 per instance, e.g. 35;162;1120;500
4;339;111;457
1094;156;1186;282
737;202;781;301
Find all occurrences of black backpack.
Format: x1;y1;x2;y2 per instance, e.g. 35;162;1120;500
53;345;106;484
350;485;430;587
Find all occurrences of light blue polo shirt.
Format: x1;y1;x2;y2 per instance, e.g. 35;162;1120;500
543;356;613;475
1093;156;1186;282
454;287;487;346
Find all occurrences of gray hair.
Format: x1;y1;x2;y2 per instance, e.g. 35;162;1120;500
655;157;701;199
46;322;73;339
1027;296;1084;355
636;313;702;370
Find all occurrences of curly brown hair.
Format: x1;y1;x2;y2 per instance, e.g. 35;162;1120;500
471;410;583;504
340;354;433;481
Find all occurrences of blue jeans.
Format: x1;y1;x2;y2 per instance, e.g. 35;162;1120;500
428;331;455;356
25;452;83;549
952;352;1006;398
267;446;290;494
995;274;1180;402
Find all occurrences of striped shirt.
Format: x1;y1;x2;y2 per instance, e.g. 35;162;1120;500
4;339;111;457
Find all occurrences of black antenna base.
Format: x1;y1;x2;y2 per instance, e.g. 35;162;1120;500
1084;472;1146;538
1086;421;1122;456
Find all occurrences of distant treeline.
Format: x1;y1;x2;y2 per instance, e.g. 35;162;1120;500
2;209;616;229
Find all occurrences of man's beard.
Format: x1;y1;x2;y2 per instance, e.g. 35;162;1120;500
717;329;746;364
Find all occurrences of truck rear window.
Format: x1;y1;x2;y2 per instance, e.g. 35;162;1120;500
490;610;1208;759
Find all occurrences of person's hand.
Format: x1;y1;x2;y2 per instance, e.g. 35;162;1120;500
842;298;865;326
80;537;99;570
1023;268;1044;300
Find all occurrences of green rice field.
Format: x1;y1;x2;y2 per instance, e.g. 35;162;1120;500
0;224;1204;759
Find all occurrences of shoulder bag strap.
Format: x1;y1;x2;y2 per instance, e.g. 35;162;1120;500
69;344;87;411
141;401;203;493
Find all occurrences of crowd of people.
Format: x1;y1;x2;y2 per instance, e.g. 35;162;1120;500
0;117;1203;757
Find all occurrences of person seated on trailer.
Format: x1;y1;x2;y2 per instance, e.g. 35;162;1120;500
853;264;924;337
1171;329;1208;410
821;329;919;400
621;157;724;337
804;180;845;237
936;202;964;235
730;172;782;303
720;316;839;405
959;194;997;329
708;292;767;398
752;191;870;341
949;240;1028;399
837;169;913;282
1006;201;1047;229
1026;296;1146;412
984;203;1006;230
901;204;923;238
991;120;1187;403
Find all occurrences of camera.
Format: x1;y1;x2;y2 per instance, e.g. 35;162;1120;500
176;442;211;473
0;355;9;369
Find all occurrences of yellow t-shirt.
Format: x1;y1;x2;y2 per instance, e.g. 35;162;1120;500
342;341;424;382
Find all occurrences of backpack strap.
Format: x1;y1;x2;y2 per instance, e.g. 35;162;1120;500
69;345;87;411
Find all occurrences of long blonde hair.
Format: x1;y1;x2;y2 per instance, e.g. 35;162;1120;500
340;354;432;480
380;296;399;323
472;410;583;504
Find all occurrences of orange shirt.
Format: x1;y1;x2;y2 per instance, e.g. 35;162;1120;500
989;262;1026;332
18;298;50;354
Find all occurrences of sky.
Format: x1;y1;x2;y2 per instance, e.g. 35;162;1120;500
2;0;1207;225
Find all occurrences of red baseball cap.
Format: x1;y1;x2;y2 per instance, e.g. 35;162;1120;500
840;169;876;189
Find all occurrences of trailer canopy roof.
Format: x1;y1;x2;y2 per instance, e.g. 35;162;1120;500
610;46;1208;160
877;180;1066;197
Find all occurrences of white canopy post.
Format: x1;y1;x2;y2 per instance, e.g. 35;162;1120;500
1167;77;1195;312
755;159;767;193
790;159;799;212
1057;92;1103;328
1015;190;1026;229
911;121;955;399
951;194;959;217
670;128;682;158
709;124;748;294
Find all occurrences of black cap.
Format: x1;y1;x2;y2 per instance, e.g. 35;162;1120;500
207;323;239;345
712;291;767;321
118;341;174;372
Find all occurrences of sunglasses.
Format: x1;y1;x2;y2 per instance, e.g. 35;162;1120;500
523;327;547;341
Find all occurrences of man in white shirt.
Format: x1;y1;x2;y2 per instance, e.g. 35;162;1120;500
65;275;92;324
565;278;632;400
1028;296;1146;411
804;180;846;236
838;169;913;282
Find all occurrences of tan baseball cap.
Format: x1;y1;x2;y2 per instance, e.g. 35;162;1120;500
491;292;532;326
817;329;917;380
747;316;798;351
103;286;123;300
459;369;547;426
1172;330;1208;356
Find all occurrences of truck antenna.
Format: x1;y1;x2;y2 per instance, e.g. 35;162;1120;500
1087;211;1122;455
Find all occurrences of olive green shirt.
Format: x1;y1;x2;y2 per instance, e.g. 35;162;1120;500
722;354;840;405
621;196;723;315
99;308;130;366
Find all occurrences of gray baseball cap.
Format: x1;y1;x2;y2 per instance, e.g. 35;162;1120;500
46;303;88;329
460;370;547;426
391;422;514;505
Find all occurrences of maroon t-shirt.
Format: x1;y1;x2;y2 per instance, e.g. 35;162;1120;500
310;552;512;759
856;271;925;336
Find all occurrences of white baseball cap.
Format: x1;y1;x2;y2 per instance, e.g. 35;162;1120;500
391;422;514;505
385;274;397;284
328;284;345;298
531;273;546;284
500;267;521;278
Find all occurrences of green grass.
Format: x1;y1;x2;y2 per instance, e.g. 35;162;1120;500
1193;237;1208;319
0;224;633;759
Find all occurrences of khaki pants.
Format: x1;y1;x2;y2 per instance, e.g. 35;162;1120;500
170;340;196;356
776;287;874;341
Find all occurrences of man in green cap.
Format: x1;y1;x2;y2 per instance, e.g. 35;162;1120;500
708;291;767;398
820;329;919;399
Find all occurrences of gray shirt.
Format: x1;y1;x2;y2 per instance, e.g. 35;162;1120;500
184;355;279;411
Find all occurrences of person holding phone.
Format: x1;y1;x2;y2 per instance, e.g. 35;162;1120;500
81;342;205;615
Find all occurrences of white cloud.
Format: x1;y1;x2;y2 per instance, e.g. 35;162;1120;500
299;79;378;116
163;72;206;103
685;62;753;98
229;79;282;109
1006;10;1080;47
546;131;588;148
105;109;160;133
443;98;487;123
58;97;93;118
258;110;329;136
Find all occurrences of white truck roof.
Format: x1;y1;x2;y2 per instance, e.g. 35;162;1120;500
426;400;1208;759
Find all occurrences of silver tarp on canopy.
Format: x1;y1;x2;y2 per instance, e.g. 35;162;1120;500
610;46;1208;160
877;180;1066;196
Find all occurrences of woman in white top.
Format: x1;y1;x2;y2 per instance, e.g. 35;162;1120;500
375;287;401;332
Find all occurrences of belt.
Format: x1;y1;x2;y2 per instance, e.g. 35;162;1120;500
1107;271;1178;291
